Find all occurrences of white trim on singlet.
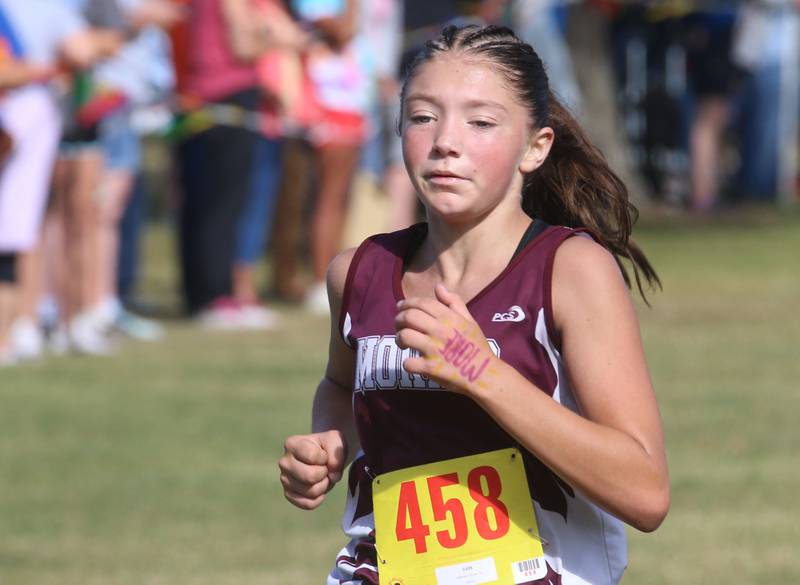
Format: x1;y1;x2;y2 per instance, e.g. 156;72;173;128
342;311;353;348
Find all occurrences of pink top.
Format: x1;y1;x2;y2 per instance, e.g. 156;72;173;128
185;0;257;102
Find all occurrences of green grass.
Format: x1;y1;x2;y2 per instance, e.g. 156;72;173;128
1;209;799;584
626;210;800;584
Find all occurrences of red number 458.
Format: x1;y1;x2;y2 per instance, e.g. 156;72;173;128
395;466;510;554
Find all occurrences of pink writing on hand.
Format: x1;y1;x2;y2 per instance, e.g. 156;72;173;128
439;330;490;383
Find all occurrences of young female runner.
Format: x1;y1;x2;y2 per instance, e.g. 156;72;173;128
279;24;669;585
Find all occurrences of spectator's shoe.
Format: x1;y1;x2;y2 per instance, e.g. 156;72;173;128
195;297;245;330
84;299;118;336
115;309;165;342
68;313;115;356
196;298;279;331
10;317;44;361
304;282;329;316
239;303;279;330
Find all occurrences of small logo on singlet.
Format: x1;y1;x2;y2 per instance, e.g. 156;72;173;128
491;305;526;323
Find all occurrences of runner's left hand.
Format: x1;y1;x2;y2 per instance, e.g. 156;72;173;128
395;283;496;395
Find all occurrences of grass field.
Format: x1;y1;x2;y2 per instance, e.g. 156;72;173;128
1;209;799;584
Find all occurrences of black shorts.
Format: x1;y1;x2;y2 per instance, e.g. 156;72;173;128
0;253;16;283
684;14;746;98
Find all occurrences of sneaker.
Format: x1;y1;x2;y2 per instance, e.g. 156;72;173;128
195;297;245;330
239;303;279;330
304;282;329;315
85;299;119;336
10;317;44;361
115;309;165;342
68;312;114;356
195;298;279;331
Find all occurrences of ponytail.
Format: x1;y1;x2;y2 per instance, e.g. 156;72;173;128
523;94;661;300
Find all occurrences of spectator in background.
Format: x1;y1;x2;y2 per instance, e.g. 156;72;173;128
86;0;181;341
230;0;308;323
731;0;799;202
685;6;744;213
294;0;374;314
272;0;394;310
356;0;403;220
178;0;304;327
0;0;121;363
46;0;135;356
39;0;182;356
513;0;582;115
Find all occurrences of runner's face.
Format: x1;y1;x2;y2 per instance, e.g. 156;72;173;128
401;54;538;224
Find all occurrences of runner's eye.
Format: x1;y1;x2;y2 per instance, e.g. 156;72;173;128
470;120;495;129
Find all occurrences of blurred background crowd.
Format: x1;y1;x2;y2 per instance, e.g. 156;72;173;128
0;0;797;366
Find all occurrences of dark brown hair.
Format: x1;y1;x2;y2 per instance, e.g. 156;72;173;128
401;24;660;298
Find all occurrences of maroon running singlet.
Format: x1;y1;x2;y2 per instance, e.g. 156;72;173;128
328;223;628;585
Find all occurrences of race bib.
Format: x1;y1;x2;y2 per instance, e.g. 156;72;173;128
373;448;546;585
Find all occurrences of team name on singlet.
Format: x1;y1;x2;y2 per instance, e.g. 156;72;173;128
354;335;501;392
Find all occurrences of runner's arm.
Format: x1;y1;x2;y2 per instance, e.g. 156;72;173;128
468;237;669;531
311;247;360;465
279;248;359;510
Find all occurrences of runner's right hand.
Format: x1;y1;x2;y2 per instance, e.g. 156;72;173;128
279;430;347;510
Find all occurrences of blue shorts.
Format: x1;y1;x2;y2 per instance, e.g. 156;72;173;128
99;111;141;172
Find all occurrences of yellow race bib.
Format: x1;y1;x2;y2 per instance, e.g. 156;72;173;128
373;448;546;585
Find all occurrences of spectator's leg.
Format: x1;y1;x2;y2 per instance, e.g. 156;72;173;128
271;138;310;302
310;143;361;283
0;254;17;360
233;135;283;305
117;174;146;305
690;97;729;212
178;124;257;314
737;64;780;201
